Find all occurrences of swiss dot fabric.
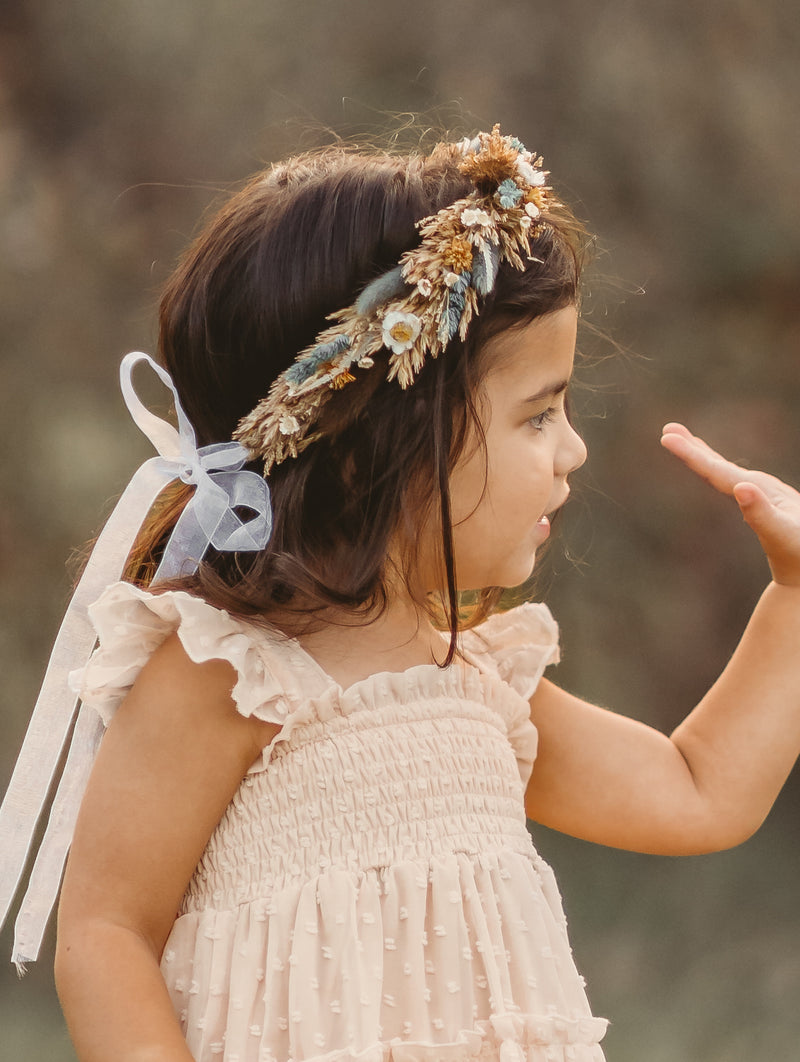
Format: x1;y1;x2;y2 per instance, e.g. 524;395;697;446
74;583;608;1061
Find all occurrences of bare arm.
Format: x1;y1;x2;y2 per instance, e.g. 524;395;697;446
525;424;800;855
55;633;279;1062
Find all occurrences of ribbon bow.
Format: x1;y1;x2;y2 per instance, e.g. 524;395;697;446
0;352;271;967
120;352;271;579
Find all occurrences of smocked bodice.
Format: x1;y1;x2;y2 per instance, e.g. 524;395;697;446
185;694;532;912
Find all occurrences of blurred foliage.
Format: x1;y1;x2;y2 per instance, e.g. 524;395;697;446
1;0;799;1059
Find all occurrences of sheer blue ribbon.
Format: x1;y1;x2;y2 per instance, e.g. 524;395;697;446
0;352;271;967
120;352;271;580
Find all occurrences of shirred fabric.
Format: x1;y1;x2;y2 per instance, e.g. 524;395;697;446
73;583;607;1062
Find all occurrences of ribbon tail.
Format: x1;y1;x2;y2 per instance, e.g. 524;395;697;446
0;457;171;959
153;501;207;582
12;704;104;969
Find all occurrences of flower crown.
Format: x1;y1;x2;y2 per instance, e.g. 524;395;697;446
234;126;557;471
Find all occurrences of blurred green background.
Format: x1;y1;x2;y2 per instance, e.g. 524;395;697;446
1;1;799;1059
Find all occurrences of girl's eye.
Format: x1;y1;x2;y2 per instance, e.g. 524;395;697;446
528;407;558;431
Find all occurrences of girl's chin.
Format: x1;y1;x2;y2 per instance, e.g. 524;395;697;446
458;553;539;592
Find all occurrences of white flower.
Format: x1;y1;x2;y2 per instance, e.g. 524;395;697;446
357;355;375;368
516;157;546;187
279;413;300;435
443;271;461;288
519;215;532;230
460;207;493;229
525;201;541;219
382;310;421;354
457;135;481;155
417;277;433;297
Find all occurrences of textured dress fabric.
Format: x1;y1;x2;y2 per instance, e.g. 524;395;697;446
74;583;608;1062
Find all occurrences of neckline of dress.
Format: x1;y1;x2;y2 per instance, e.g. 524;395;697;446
273;624;494;701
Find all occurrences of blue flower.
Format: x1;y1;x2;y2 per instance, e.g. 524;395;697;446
495;179;523;209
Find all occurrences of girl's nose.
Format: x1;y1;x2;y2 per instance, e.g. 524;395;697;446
558;419;587;477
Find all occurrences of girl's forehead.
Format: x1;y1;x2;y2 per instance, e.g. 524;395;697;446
482;306;578;385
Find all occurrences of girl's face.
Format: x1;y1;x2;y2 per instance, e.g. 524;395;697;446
420;305;586;592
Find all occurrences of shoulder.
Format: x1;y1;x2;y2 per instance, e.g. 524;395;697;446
130;628;240;716
71;581;295;744
122;630;279;763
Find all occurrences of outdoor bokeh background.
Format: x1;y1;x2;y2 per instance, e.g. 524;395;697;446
1;2;799;1059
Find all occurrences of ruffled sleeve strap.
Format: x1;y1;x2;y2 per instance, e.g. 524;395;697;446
461;602;560;700
69;582;307;762
461;603;560;789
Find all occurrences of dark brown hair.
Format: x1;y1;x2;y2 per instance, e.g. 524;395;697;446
125;142;588;664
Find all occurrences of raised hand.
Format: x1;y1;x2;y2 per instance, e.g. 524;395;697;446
661;422;800;588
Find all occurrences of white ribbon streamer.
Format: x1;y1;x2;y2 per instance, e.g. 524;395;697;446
0;352;271;967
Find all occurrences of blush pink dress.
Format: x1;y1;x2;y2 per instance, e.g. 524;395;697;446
74;582;607;1062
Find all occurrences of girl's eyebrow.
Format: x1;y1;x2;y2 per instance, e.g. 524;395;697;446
520;378;570;406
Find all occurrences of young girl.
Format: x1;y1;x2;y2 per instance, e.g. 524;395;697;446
2;127;799;1062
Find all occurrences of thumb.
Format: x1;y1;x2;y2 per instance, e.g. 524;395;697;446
733;481;772;531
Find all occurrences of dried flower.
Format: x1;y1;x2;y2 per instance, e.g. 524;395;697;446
460;207;493;230
516;157;545;187
472;243;500;295
460;125;520;187
496;179;523;209
382;310;421;354
285;334;351;387
330;369;356;390
395;359;414;389
442;236;474;273
439;277;469;344
279;413;300;435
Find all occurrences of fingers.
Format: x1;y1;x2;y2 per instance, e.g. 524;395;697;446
661;422;692;439
732;480;800;586
662;423;728;462
733;480;771;522
733;479;787;539
661;424;800;586
660;424;747;497
732;481;762;508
